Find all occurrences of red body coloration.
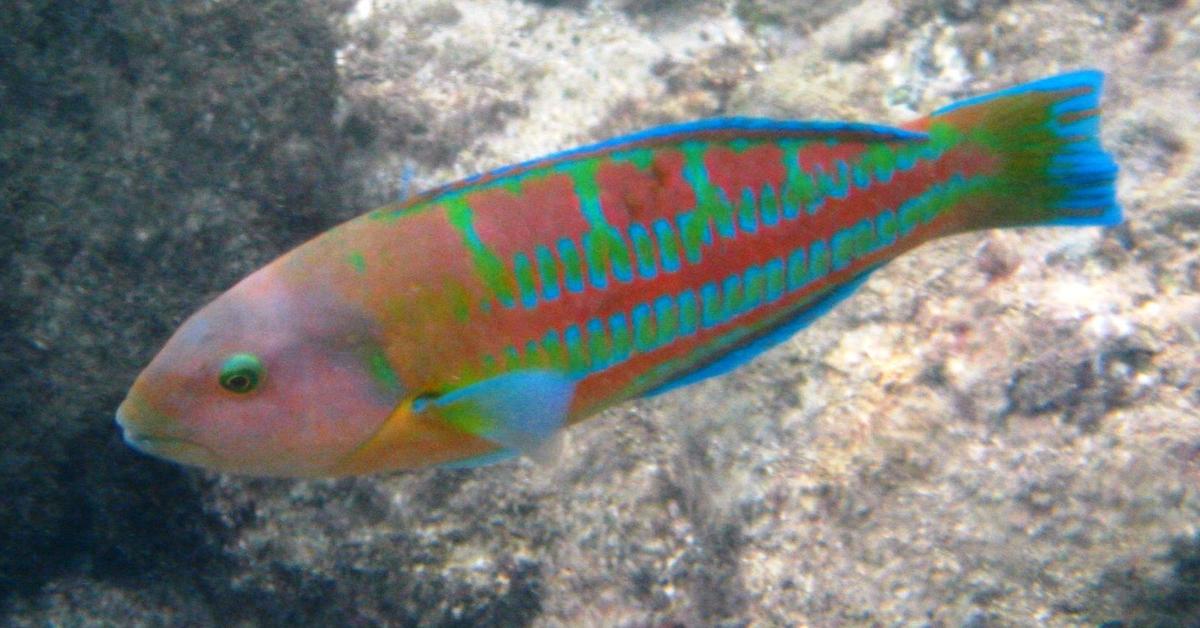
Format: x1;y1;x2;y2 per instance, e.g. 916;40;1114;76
310;130;995;445
579;147;996;416
117;71;1118;476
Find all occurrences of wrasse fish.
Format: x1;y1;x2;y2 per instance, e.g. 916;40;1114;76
116;71;1120;477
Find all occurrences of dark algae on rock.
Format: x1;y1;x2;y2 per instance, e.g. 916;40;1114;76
4;0;1200;625
0;0;348;620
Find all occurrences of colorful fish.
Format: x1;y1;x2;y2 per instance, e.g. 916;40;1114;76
116;71;1120;477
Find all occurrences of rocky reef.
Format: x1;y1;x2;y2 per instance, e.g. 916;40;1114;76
2;0;1198;624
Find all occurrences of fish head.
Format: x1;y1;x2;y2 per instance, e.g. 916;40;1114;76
115;261;403;477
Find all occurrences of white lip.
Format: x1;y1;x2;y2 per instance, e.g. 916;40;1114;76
115;404;154;449
120;425;180;454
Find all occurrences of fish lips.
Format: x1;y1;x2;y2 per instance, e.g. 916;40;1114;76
115;399;218;467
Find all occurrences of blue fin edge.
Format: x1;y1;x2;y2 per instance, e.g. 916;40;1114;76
933;69;1103;117
408;119;927;205
937;70;1121;228
439;448;518;470
432;370;574;455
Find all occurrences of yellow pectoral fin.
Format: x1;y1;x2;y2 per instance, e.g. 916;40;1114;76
329;398;418;476
328;370;576;476
426;370;575;458
328;398;495;476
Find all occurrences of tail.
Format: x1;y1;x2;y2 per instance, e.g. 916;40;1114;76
917;70;1121;231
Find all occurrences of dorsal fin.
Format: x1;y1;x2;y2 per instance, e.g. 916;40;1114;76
389;119;928;214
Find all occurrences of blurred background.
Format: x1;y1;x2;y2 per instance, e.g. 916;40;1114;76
2;0;1198;624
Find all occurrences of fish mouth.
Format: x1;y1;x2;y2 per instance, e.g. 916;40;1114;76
119;425;188;455
115;398;218;467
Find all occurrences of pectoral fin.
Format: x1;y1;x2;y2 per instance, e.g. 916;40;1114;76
428;370;575;460
437;448;518;470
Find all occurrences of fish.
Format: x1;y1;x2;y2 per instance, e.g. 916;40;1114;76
116;70;1120;477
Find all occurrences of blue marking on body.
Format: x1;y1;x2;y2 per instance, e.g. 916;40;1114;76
644;269;878;398
722;275;742;318
876;210;897;246
897;197;920;237
712;189;737;240
609;312;631;361
831;228;852;271
700;282;721;328
853;163;871;189
655;295;676;346
611;242;634;283
586;318;608;369
535;244;561;301
855;218;877;257
653;219;682;272
765;258;785;302
629;223;658;279
676;213;704;264
678;289;698;336
633;303;654;351
874;155;895;183
760;185;780;226
564;324;586;374
832;160;851;199
542;329;563;367
781;181;801;219
743;265;764;311
557;238;586;293
513;252;538;309
809;240;830;280
786;247;807;291
583;232;609;290
806;167;827;215
738;188;758;233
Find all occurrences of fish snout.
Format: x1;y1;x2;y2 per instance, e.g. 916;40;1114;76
116;400;156;454
115;395;213;466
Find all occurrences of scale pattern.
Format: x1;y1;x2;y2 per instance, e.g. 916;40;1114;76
334;71;1117;423
116;71;1120;475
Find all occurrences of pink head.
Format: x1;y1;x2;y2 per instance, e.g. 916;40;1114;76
115;261;403;476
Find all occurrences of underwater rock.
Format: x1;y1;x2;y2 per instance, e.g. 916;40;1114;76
3;0;1199;625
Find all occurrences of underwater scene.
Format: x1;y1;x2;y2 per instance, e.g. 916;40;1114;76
3;0;1199;625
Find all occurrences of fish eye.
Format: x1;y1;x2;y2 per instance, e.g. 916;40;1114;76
219;353;264;394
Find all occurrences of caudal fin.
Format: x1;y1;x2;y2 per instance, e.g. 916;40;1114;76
921;70;1121;230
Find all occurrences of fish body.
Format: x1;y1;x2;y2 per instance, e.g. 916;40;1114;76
117;71;1120;477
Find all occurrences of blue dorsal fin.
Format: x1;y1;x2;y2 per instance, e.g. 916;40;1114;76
430;370;575;458
476;118;926;180
644;269;878;398
394;120;927;212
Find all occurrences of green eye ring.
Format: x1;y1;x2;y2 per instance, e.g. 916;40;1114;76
219;353;264;394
